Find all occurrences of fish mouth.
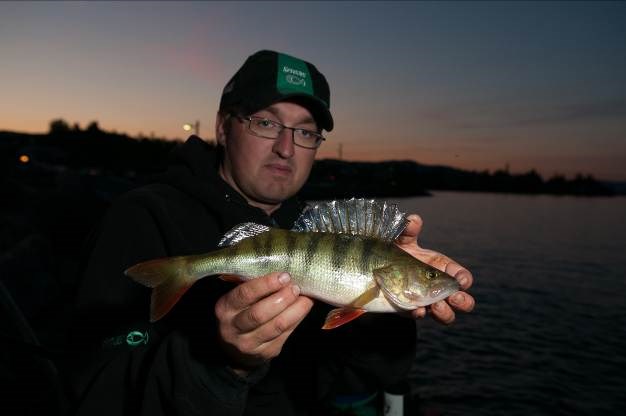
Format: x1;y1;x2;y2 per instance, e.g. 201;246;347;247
428;283;461;305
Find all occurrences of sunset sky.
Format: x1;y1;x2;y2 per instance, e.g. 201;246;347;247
1;1;625;181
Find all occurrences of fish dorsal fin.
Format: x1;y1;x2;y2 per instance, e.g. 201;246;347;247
292;198;408;242
218;222;271;247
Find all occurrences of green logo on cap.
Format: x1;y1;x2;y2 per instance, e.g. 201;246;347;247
277;53;314;97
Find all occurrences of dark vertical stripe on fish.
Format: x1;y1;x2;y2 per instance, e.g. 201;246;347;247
262;229;273;257
331;234;351;273
257;230;273;269
251;233;264;263
360;237;377;270
284;230;297;270
230;239;241;256
303;232;322;276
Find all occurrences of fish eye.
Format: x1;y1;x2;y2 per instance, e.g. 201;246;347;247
427;271;436;279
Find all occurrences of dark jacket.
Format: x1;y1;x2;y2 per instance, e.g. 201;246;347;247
66;136;417;416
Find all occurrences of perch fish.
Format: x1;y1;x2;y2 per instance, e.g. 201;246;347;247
125;199;460;329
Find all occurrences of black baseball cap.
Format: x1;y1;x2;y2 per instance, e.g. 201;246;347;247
219;50;333;132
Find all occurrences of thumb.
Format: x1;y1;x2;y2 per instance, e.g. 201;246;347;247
395;214;423;246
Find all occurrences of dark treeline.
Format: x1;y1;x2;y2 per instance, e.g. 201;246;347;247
301;160;617;199
2;119;175;177
1;118;619;199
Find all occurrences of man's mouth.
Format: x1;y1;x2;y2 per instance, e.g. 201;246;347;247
265;163;293;176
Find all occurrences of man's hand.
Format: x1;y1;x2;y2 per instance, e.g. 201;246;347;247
395;214;475;324
214;272;313;376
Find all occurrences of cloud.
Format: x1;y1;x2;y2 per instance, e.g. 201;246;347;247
512;99;626;126
423;98;626;129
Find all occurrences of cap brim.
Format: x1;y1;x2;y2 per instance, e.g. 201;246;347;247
283;94;334;132
246;93;334;132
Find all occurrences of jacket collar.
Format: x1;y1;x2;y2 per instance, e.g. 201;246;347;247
157;135;305;229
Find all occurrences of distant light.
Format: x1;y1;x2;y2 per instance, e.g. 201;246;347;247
19;154;30;164
183;124;193;132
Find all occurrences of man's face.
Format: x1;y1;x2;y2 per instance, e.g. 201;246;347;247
217;101;319;213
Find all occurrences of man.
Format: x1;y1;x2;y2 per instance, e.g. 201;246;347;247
66;50;474;415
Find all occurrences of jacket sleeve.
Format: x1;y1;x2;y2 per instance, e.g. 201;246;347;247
66;196;263;416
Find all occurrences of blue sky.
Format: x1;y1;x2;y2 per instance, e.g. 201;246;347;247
1;1;625;180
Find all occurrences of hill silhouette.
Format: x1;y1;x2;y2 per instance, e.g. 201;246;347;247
1;118;618;200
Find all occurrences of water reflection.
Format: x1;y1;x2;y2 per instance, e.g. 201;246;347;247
388;192;626;415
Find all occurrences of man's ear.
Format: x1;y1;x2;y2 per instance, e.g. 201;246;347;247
215;112;227;146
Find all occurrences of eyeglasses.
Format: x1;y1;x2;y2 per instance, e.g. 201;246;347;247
233;115;325;149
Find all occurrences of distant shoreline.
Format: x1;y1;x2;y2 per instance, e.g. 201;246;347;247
1;127;622;198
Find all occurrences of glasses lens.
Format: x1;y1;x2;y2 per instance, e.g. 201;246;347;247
248;117;281;138
293;129;323;149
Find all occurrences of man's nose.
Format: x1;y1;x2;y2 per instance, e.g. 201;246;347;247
272;129;295;158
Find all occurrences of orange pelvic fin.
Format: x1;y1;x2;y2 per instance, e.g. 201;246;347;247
322;308;367;330
218;274;245;283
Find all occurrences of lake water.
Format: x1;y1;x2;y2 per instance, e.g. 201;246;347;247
386;192;626;415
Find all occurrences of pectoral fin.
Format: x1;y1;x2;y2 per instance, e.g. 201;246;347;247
218;274;244;283
347;284;380;309
322;308;367;330
322;285;379;330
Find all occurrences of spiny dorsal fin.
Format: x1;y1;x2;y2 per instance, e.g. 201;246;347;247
292;198;408;242
218;222;271;247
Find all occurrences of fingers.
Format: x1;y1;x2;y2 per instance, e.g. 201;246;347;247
399;237;474;291
447;291;475;313
430;300;456;324
223;296;313;368
422;250;452;271
249;296;313;345
411;248;474;289
411;307;427;319
232;282;303;333
430;292;476;323
221;272;291;311
409;301;454;323
395;214;423;246
411;291;476;323
395;212;476;325
215;272;314;370
450;267;473;291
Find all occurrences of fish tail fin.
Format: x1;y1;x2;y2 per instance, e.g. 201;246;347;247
125;256;196;322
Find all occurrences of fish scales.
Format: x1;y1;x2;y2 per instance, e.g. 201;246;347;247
293;232;370;306
197;230;384;307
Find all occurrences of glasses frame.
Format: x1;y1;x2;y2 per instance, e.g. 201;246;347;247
233;114;326;149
